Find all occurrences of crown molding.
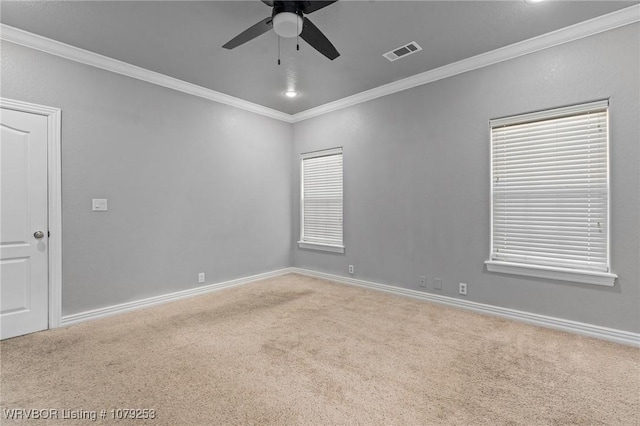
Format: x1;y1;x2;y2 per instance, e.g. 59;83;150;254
1;4;638;124
290;4;640;122
0;24;293;123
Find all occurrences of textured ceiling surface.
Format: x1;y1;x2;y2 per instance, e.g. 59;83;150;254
1;1;637;114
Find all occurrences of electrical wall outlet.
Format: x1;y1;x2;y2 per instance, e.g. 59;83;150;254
459;282;467;295
92;198;108;211
198;272;205;284
434;278;442;290
348;265;354;274
418;276;426;288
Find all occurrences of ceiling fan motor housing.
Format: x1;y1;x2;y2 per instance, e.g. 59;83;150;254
272;3;304;38
223;0;339;60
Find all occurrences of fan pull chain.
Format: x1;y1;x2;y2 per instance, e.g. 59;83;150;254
277;36;281;65
297;18;300;51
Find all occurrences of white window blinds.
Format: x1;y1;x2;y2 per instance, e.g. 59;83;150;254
489;100;610;274
300;148;344;251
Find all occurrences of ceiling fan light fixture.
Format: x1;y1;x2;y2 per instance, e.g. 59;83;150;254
273;12;303;38
285;90;298;98
222;1;340;61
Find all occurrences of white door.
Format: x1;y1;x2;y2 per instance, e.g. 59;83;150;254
1;108;49;339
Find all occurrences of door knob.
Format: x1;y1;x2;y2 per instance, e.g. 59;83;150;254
34;230;45;239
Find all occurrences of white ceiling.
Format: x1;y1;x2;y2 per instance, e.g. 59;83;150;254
1;1;637;115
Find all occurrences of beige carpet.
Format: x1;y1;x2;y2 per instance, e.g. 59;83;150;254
1;274;638;425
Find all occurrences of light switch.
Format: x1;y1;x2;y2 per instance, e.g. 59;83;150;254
92;199;108;211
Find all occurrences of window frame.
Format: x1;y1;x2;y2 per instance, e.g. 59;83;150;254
298;147;345;254
485;100;617;286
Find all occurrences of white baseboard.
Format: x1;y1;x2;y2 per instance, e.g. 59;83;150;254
291;268;640;347
61;268;294;327
60;266;639;347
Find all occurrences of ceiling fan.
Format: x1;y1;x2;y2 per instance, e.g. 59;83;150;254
223;0;340;61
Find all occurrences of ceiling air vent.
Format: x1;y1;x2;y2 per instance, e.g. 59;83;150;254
383;41;422;62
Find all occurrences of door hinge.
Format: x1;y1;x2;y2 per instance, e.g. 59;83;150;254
48;231;50;238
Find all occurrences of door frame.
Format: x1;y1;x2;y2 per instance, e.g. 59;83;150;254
1;97;62;329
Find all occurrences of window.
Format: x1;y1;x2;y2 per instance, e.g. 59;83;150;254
485;100;617;286
298;148;344;253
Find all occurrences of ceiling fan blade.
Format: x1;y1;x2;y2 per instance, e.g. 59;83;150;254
261;0;274;6
222;17;273;49
298;1;338;14
299;17;339;60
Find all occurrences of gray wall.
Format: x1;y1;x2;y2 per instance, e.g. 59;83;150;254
292;24;640;332
2;24;638;332
1;41;293;316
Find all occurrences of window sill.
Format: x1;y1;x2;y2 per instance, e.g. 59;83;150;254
485;260;617;287
298;241;345;254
